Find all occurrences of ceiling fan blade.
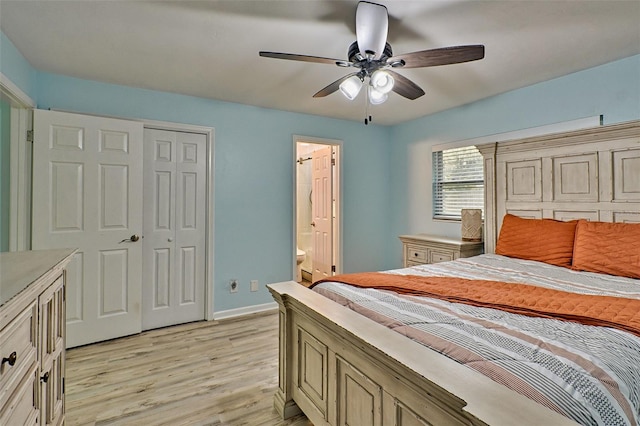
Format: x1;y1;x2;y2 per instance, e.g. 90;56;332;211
388;71;425;100
356;1;388;59
259;51;349;66
313;73;359;98
390;45;485;69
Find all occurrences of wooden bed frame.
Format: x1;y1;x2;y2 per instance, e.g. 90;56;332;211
268;120;640;426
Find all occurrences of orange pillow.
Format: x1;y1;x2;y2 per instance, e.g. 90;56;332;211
572;220;640;279
496;214;577;267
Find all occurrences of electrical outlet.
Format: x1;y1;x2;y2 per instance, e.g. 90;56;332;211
250;280;259;292
229;279;238;293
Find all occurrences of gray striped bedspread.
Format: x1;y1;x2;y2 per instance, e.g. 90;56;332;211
313;254;640;426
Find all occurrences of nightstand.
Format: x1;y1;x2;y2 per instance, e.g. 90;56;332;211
399;234;484;267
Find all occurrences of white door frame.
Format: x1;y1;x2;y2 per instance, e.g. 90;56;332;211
1;72;35;252
143;119;215;322
293;135;343;281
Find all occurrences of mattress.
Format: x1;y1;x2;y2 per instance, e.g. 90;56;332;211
313;254;640;426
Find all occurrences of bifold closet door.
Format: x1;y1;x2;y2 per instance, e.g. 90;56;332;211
142;128;206;330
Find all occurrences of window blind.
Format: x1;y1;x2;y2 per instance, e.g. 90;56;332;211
432;145;484;220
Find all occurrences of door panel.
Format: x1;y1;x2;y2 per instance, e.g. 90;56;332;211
32;109;143;348
99;249;128;315
50;162;83;231
312;146;333;283
143;129;206;330
100;164;129;229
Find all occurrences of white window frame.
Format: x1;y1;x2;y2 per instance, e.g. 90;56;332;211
432;145;484;221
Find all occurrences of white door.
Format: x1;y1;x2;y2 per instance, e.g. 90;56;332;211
142;129;206;330
312;146;333;283
32;109;144;348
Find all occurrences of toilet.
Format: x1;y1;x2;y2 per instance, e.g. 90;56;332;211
296;248;306;282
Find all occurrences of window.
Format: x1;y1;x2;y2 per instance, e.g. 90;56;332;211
432;145;484;220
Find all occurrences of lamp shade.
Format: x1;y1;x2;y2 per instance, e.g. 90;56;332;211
339;75;363;100
461;209;483;241
368;86;388;105
370;70;394;94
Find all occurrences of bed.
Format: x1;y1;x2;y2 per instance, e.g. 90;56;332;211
268;120;640;426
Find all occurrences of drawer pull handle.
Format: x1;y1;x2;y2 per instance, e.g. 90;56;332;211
414;252;418;257
41;372;50;383
2;352;17;367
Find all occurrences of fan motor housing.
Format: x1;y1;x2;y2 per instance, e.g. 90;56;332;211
348;41;393;64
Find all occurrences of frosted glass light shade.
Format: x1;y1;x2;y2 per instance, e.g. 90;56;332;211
370;70;394;94
339;75;363;100
368;86;388;105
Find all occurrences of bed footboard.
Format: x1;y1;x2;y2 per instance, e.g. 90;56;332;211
268;281;577;426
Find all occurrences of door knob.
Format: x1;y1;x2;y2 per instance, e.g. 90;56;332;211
168;237;174;242
119;234;141;243
311;222;316;227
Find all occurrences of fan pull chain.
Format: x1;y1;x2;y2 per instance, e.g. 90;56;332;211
364;86;371;125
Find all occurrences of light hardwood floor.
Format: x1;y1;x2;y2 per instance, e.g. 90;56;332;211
65;311;311;426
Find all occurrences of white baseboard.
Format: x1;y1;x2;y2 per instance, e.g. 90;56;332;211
212;302;278;321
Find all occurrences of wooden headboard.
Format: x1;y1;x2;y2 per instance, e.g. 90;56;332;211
478;120;640;254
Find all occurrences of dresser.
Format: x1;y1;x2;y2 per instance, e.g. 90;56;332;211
0;249;74;426
399;234;483;267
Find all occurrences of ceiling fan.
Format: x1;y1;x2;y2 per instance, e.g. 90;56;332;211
259;1;485;124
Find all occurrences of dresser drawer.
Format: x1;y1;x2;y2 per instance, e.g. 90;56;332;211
405;245;428;263
0;301;38;410
0;364;39;426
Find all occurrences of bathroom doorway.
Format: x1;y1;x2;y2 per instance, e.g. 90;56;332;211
294;136;342;286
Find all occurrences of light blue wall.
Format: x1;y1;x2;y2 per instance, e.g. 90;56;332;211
0;31;38;102
36;72;392;312
387;54;640;267
0;99;10;252
3;27;640;312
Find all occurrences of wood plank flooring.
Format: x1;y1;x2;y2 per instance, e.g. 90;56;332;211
65;311;311;426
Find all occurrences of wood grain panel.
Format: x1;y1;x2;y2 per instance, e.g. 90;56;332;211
506;159;541;201
337;356;381;426
505;209;542;219
552;153;598;202
480;121;640;252
553;210;599;221
613;149;640;201
298;328;328;416
614;211;640;223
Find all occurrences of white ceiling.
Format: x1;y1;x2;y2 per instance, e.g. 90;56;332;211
1;0;639;125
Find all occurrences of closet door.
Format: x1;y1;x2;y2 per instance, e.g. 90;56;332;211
32;109;144;348
142;129;206;330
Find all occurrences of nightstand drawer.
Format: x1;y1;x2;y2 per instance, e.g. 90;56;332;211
399;234;483;267
405;246;428;263
429;251;454;264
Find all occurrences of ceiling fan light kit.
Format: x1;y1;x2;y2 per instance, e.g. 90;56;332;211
259;1;485;123
368;85;388;105
370;70;394;94
339;75;364;100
